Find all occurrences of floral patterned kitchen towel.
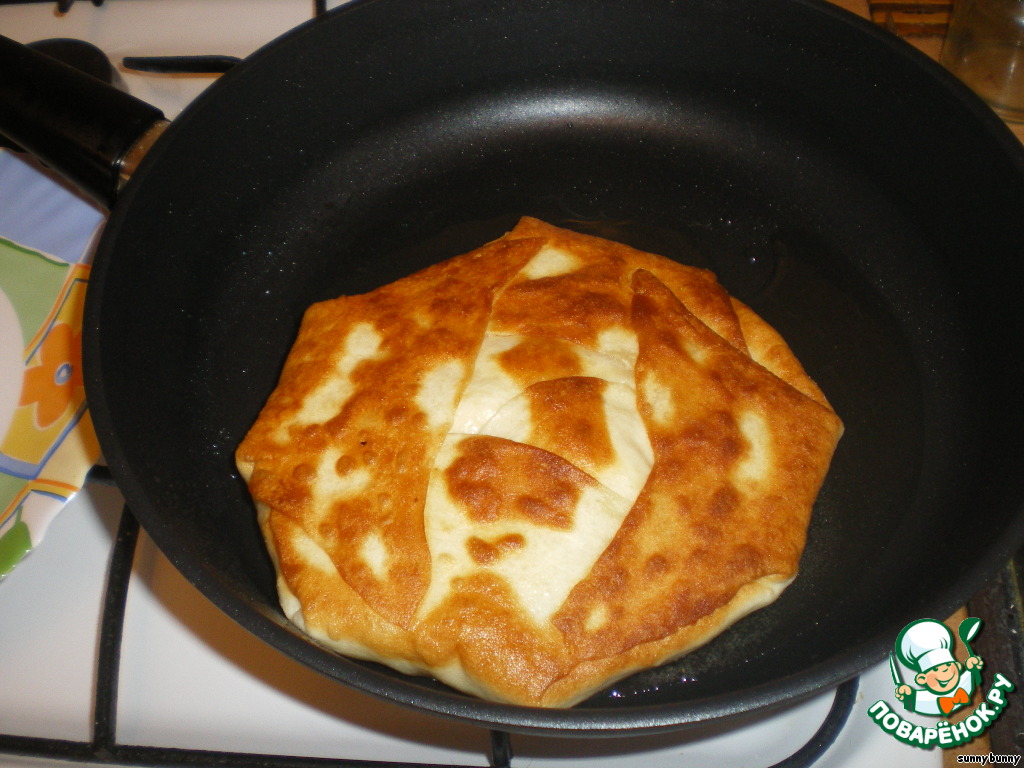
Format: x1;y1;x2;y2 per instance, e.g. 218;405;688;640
0;149;105;578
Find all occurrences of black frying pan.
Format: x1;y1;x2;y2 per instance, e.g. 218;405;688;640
3;0;1024;737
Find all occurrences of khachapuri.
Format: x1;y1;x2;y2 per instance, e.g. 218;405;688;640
236;217;843;707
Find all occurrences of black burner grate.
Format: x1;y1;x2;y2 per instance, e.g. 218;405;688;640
0;474;863;768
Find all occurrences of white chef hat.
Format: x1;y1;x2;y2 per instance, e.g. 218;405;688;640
896;619;956;673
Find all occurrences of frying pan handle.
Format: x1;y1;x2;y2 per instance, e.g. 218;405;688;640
0;33;167;209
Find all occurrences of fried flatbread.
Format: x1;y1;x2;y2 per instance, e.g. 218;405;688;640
236;217;843;707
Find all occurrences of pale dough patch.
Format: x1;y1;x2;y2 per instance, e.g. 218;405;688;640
640;372;675;425
360;531;390;581
734;410;771;488
419;434;636;626
520;245;582;280
288;322;383;432
417;359;467;432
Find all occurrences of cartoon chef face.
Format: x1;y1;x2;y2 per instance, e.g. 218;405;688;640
916;660;964;694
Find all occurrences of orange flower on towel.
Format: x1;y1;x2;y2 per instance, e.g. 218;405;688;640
19;322;84;429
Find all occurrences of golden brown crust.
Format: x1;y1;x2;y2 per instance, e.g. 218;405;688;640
237;218;843;707
238;235;540;628
494;217;747;353
552;270;843;664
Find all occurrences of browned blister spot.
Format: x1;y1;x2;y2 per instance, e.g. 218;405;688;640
444;436;594;530
497;337;584;387
709;485;740;519
466;533;526;566
515;494;572;528
523;377;614;473
334;455;357;476
490;262;631;347
291;462;316;483
644;553;669;577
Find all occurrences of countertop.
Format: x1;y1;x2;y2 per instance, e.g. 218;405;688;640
839;0;1024;143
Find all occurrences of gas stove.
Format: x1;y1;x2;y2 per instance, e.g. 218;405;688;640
0;2;1019;766
0;482;935;768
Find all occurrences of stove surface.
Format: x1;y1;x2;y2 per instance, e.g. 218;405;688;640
0;0;327;119
0;481;940;767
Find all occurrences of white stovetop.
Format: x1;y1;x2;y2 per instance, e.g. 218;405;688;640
0;0;334;121
0;2;942;765
0;481;938;767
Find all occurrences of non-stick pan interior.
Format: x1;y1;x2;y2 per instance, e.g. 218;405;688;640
83;0;1024;734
